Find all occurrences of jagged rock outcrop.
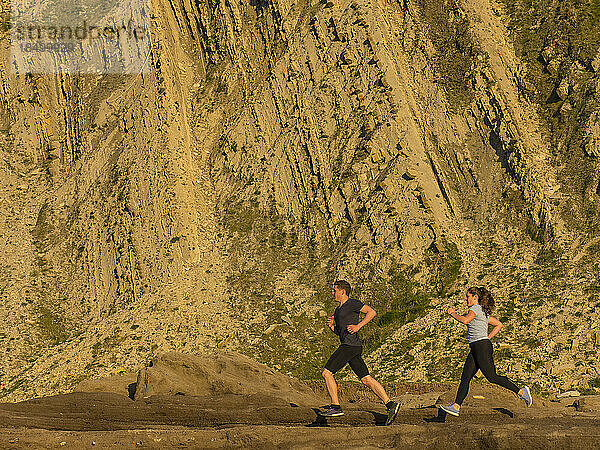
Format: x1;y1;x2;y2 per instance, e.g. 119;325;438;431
0;0;599;402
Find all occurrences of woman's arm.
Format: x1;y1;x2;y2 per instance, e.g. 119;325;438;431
447;307;476;324
347;305;376;334
488;315;503;339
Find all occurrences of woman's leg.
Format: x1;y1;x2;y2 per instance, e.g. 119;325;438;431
455;351;478;406
471;340;520;394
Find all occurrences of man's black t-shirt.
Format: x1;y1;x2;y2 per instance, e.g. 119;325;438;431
334;298;365;346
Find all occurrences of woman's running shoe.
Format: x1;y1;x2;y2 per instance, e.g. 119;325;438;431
520;386;533;407
439;404;460;416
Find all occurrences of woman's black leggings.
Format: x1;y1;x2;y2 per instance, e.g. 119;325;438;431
455;339;520;405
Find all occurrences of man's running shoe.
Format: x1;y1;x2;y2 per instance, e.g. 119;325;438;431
439;404;460;416
318;405;344;417
385;401;400;425
520;386;533;407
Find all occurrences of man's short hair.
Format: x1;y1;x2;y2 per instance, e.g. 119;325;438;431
334;280;351;296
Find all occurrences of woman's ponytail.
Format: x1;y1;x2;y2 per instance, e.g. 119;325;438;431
467;286;495;316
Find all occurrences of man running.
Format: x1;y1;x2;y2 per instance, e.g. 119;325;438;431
319;280;399;426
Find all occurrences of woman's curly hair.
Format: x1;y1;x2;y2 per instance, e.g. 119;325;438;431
467;286;495;316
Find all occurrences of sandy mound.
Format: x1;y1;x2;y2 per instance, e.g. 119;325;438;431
75;373;138;398
131;351;319;405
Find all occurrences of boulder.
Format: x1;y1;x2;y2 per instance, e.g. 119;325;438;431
573;395;600;412
133;351;320;406
395;392;443;409
75;373;138;398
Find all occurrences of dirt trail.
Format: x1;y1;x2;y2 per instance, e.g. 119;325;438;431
1;383;600;448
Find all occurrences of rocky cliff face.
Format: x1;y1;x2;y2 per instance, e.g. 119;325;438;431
0;0;599;401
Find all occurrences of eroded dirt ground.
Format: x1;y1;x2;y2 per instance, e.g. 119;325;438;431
1;383;598;449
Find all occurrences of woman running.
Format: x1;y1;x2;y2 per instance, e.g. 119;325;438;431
440;286;532;416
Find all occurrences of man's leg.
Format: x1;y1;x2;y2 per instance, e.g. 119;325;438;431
322;369;340;405
349;351;399;425
322;346;351;406
347;350;390;403
360;375;390;403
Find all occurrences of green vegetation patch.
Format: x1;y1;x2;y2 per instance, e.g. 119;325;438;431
588;377;600;389
501;0;600;69
495;347;512;360
523;337;542;349
354;266;432;354
525;216;544;243
36;305;70;346
1;377;27;397
222;198;336;379
414;0;483;109
29;202;82;347
422;238;463;297
221;198;440;380
380;332;426;381
91;334;126;358
534;245;563;266
586;241;600;257
496;297;515;323
31;203;59;253
499;0;600;235
439;240;462;296
0;11;9;33
426;355;462;382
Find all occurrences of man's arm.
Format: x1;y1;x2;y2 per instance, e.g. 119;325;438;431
347;305;376;334
326;315;338;334
447;307;476;324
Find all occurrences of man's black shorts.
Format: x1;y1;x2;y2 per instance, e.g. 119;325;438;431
324;344;369;379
